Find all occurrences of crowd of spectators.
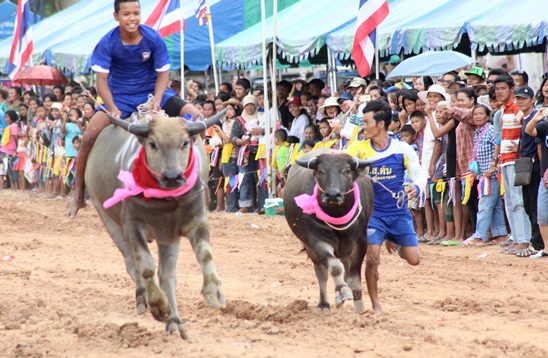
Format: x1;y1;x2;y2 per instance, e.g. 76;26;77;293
1;65;547;259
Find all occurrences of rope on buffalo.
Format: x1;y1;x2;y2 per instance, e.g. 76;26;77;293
367;176;406;209
323;203;363;231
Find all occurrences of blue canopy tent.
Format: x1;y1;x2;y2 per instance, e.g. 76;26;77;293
0;0;41;41
0;0;245;74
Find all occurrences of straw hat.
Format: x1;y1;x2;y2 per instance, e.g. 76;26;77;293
319;96;340;114
223;97;243;109
418;84;451;104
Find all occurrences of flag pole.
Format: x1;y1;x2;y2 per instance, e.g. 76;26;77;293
180;0;185;98
260;0;272;199
269;0;279;198
206;1;219;95
375;34;380;80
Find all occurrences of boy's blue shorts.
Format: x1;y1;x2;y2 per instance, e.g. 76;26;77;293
367;213;418;247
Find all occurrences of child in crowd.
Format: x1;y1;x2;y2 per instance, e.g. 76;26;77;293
399;124;423;239
409;111;428;241
315;119;337;149
302;139;316;153
272;129;289;197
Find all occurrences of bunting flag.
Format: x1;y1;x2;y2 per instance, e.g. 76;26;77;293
447;178;456;205
144;0;182;38
285;144;295;168
237;173;245;190
224;176;230;192
229;174;238;192
237;145;248;167
352;0;390;76
210;147;220;167
417;186;426;208
497;172;505;196
6;0;34;79
435;179;446;202
461;174;476;205
477;175;491;199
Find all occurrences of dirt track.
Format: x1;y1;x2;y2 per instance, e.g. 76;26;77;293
0;190;547;357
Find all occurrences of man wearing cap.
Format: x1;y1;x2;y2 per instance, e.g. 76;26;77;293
346;77;367;99
464;66;486;86
515;86;543;251
492;75;533;256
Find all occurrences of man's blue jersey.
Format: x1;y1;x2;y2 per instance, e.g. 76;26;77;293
91;25;176;118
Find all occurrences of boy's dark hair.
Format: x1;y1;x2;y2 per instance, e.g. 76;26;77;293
318;118;330;127
72;136;82;144
287;135;300;144
363;100;392;130
52;85;64;94
203;100;215;109
220;82;233;93
274;129;288;142
302;139;316;149
400;124;416;136
511;70;528;84
488;68;508;79
114;0;139;13
215;92;231;102
493;75;515;88
409;110;426;120
23;90;36;97
235;78;250;90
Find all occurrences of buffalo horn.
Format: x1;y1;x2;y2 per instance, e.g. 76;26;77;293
352;158;376;170
106;112;151;137
295;157;318;170
187;108;228;136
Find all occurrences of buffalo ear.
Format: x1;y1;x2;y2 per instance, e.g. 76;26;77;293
350;158;376;170
295;157;318;169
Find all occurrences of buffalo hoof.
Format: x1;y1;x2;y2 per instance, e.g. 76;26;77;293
317;302;331;311
148;282;170;322
353;299;365;314
335;285;353;307
166;317;190;340
135;288;147;315
202;283;226;309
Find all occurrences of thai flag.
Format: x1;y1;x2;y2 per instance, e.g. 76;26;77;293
352;0;389;76
6;0;34;79
195;0;209;27
145;0;182;38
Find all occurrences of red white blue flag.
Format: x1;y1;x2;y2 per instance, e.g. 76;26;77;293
6;0;34;79
352;0;389;76
145;0;182;38
195;0;210;27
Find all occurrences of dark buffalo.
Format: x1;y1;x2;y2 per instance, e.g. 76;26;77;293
283;149;374;312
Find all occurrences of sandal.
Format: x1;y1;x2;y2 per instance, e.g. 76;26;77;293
440;240;461;246
427;237;443;245
418;235;429;243
530;250;548;259
500;237;514;247
515;246;537;258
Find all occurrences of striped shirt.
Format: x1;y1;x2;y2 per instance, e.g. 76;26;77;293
499;99;521;166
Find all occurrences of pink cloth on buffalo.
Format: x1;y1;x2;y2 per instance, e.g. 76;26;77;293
103;148;199;209
294;182;360;225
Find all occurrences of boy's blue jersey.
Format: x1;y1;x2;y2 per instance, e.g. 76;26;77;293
346;137;427;216
91;25;175;118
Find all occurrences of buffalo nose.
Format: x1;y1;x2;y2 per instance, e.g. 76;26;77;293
323;189;343;203
163;170;181;181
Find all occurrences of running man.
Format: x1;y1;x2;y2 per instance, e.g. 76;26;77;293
346;100;427;313
67;0;201;217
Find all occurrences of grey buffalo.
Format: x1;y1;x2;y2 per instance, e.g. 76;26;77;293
85;112;226;339
283;150;374;312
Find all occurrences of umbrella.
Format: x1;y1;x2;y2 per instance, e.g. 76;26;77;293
14;64;68;85
386;51;475;79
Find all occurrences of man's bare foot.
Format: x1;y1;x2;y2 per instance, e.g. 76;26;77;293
372;302;383;314
66;194;85;218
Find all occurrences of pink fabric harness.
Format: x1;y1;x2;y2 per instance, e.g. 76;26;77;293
103;148;199;209
294;182;361;226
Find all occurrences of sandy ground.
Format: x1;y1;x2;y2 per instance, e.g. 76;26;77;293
0;190;547;358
